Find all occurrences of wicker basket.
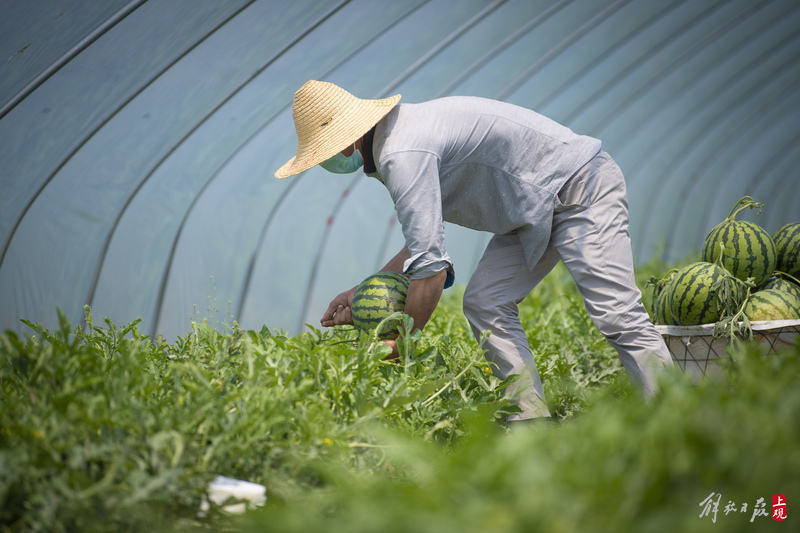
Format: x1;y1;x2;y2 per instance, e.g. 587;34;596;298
655;319;800;383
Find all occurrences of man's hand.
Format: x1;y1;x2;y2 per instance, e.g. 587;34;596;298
320;287;357;327
381;339;400;360
382;270;447;360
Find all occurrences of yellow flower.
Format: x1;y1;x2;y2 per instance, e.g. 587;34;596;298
322;438;334;446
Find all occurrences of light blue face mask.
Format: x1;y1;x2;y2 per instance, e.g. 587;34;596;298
319;146;363;174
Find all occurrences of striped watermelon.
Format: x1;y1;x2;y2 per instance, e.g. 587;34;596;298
743;289;800;321
653;290;676;325
667;262;728;326
761;277;800;301
772;222;800;279
702;197;776;286
649;269;679;325
351;272;409;340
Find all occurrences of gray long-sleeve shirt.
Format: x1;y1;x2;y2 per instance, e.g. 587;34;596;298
367;96;602;281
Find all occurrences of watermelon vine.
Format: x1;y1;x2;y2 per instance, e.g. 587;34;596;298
709;241;756;343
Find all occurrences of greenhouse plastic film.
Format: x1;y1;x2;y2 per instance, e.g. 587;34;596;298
655;319;800;383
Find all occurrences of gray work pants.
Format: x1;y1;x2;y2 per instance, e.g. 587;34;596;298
462;151;673;421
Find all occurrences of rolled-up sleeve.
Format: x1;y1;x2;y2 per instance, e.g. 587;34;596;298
380;151;455;283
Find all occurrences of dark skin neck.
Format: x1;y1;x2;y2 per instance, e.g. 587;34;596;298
341;140;360;157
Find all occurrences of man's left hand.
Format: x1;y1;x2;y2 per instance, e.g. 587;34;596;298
321;287;357;327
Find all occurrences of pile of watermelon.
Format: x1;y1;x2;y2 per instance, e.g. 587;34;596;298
649;196;800;327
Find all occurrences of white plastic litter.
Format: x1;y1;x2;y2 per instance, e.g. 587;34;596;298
199;475;267;515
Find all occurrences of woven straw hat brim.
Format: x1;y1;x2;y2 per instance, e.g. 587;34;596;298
275;81;400;179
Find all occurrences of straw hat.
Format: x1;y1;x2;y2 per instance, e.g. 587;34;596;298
274;80;401;179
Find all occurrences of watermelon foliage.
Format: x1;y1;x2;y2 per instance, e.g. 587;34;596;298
4;256;800;533
246;340;800;533
0;304;521;532
701;196;776;287
772;222;800;279
351;272;410;340
743;288;800;321
1;262;632;532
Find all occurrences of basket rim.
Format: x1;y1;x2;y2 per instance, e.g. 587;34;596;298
655;319;800;337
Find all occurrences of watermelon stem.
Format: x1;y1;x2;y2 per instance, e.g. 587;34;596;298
366;312;413;358
773;270;800;286
646;268;679;298
327;337;359;346
320;326;359;346
705;196;766;247
397;316;421;369
421;346;486;408
724;196;764;222
421;331;493;408
712;242;726;269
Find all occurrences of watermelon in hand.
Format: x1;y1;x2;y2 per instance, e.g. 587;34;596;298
351;272;410;340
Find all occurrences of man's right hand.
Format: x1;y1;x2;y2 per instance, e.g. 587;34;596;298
320;287;357;327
